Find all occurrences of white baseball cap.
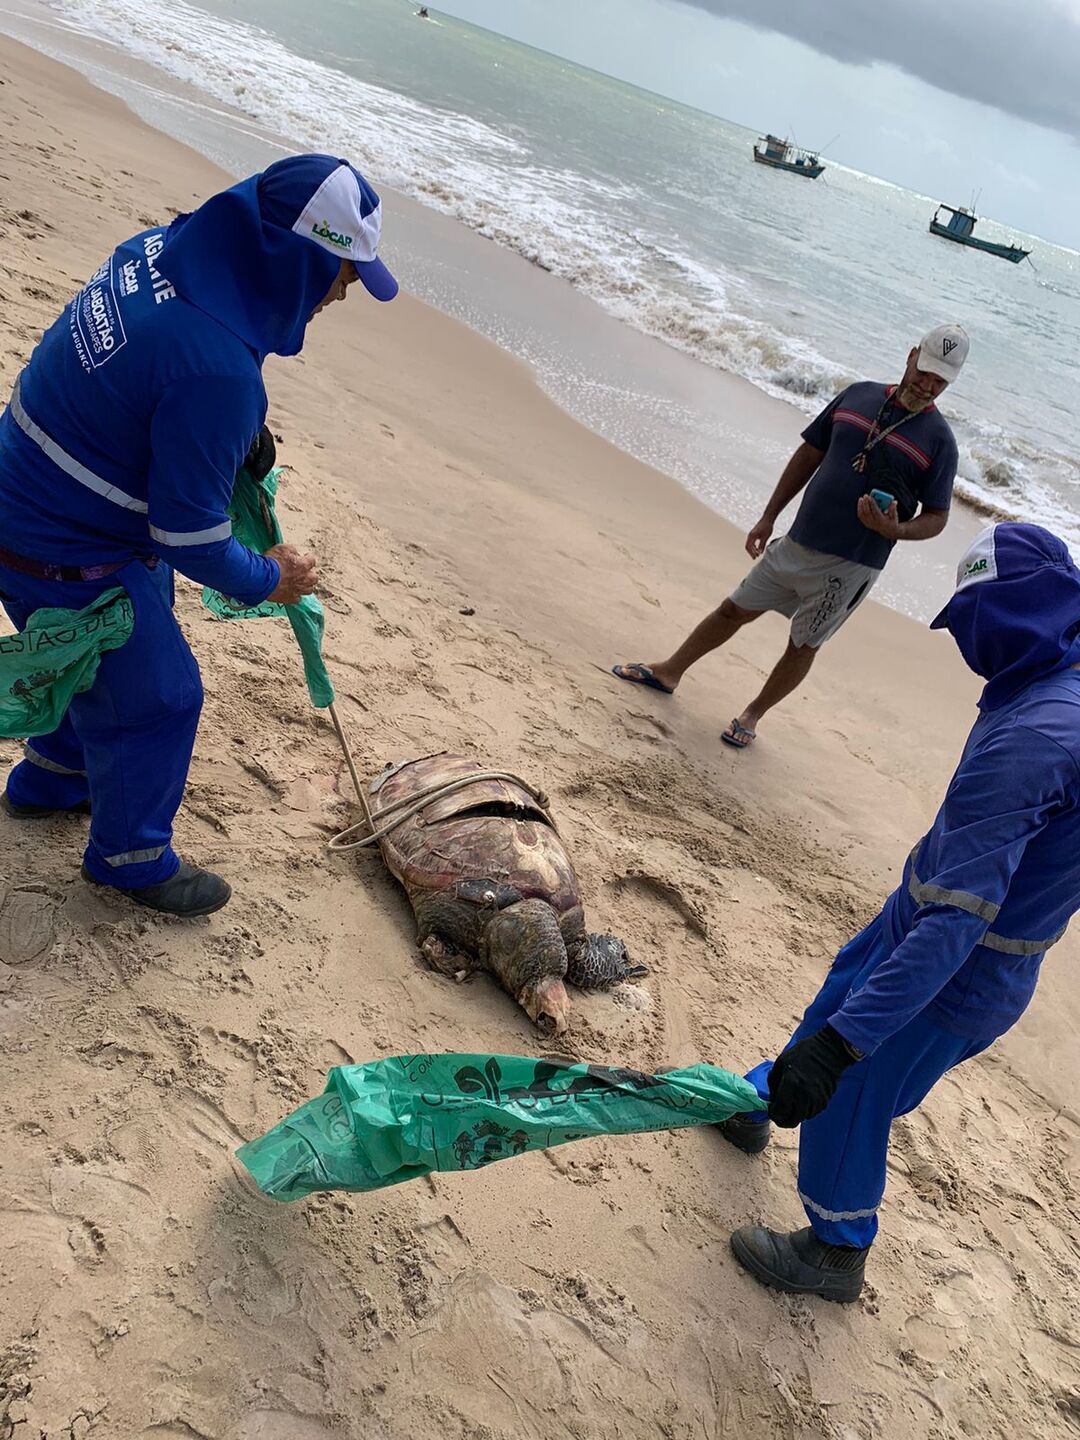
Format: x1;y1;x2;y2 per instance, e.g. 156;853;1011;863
917;323;969;383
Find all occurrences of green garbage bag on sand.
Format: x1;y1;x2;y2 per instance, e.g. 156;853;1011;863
0;587;133;738
236;1052;762;1202
202;464;334;709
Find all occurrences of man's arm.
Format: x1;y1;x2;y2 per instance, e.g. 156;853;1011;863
857;498;948;543
746;441;825;557
859;423;956;543
149;377;310;605
828;724;1072;1056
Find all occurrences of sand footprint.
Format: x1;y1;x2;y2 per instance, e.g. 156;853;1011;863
608;870;710;939
0;887;57;966
902;1248;1016;1368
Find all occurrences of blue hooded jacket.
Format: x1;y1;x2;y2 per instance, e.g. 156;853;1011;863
0;161;343;604
830;524;1080;1054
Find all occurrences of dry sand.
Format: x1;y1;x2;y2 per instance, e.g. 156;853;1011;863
1;36;1078;1440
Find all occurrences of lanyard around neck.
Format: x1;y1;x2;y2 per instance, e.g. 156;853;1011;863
851;389;918;474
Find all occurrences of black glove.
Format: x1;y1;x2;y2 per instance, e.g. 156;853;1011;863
767;1025;861;1128
243;425;277;483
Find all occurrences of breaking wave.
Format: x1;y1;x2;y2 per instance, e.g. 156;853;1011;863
35;0;1080;551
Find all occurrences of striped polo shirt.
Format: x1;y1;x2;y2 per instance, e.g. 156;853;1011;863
789;380;958;569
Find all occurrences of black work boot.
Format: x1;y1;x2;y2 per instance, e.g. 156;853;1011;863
716;1112;772;1155
2;793;92;819
729;1225;868;1303
81;860;231;917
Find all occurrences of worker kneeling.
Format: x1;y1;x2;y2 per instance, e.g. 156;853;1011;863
0;155;398;915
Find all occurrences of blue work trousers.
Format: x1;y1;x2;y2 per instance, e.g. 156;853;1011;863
0;558;202;887
746;916;992;1248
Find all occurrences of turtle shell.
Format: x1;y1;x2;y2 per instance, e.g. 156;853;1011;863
369;753;581;915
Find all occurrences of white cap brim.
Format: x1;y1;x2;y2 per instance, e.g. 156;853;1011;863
917;349;961;382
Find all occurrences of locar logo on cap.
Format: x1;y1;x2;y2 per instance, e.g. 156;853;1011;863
929;523;998;629
289;158;398;302
311;219;354;251
955;525;998;591
294;164;381;262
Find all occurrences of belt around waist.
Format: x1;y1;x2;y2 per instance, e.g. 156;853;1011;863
0;542;127;584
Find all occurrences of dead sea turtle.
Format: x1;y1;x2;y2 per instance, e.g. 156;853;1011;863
369;753;645;1034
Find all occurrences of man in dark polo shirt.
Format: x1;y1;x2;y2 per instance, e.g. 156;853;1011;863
613;324;966;749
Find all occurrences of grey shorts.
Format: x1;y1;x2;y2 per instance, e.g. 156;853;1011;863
729;536;879;649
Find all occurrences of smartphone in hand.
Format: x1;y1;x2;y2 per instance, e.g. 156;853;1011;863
869;488;895;514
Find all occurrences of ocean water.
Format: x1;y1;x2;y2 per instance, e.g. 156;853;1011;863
4;0;1079;566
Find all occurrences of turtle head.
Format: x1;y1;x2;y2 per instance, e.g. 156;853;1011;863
482;898;571;1035
520;973;572;1036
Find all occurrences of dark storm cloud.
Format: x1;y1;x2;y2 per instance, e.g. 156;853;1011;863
685;0;1080;139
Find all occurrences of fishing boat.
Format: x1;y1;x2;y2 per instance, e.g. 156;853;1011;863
752;134;824;179
929;204;1029;264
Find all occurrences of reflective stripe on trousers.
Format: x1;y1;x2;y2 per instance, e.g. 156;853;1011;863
25;746;86;777
0;558;202;887
745;914;992;1249
104;845;168;868
794;1014;988;1248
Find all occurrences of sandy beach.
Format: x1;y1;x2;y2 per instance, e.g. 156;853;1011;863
1;35;1078;1440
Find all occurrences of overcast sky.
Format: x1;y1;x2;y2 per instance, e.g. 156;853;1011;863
433;0;1079;247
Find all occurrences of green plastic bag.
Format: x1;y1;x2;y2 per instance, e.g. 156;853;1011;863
0;587;133;738
236;1052;762;1202
202;465;334;709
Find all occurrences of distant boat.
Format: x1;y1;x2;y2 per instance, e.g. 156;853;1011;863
929;204;1029;264
752;134;824;179
416;6;430;16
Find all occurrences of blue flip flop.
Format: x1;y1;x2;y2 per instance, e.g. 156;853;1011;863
612;663;675;695
721;718;756;749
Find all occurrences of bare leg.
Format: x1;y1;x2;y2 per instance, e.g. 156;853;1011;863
731;638;817;736
643;599;762;691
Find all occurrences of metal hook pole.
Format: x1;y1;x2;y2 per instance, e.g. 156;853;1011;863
327;699;375;832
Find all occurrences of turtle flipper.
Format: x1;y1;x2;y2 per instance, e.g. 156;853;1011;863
566;933;646;991
414;893;487;970
421;933;479;981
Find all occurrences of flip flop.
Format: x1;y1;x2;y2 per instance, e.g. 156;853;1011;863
721;718;756;750
611;663;675;695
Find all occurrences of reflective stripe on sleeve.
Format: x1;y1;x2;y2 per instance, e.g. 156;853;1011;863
908;864;1000;923
148;520;233;546
8;377;149;515
979;926;1067;957
907;845;1066;957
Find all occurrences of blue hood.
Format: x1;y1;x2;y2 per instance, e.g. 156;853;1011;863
155;170;340;360
931;522;1080;711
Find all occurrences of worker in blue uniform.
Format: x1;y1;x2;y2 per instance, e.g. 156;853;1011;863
0;154;397;916
719;522;1080;1302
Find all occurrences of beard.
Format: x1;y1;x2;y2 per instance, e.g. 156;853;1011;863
895;380;929;411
